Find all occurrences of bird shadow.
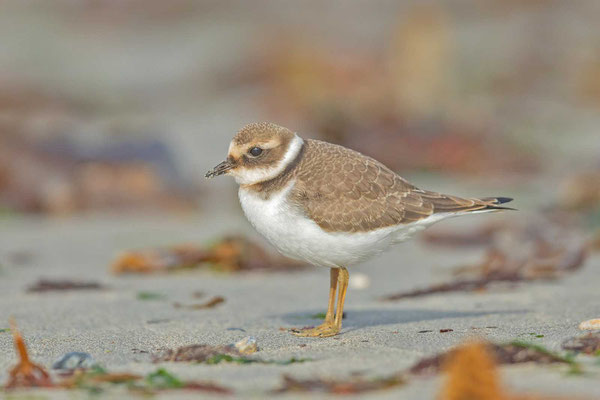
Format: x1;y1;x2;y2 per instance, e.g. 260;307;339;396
276;308;528;332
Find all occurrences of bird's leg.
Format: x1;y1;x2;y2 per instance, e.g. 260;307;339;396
323;267;339;323
333;267;349;332
291;267;339;337
292;267;347;338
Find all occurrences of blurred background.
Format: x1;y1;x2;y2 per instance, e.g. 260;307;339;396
0;0;599;229
2;3;600;396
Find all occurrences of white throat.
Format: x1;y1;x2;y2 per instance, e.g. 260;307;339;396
231;134;304;185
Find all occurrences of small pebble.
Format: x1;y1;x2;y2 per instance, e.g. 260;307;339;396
235;336;258;354
52;352;95;370
349;273;370;290
579;319;600;330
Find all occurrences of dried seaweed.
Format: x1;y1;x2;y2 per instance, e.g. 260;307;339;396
381;277;520;300
439;341;504;400
3;319;230;394
562;333;600;355
0;132;196;215
411;341;572;376
152;344;241;363
173;296;225;310
60;366;231;395
5;319;53;389
59;365;141;389
177;381;232;394
384;218;588;300
152;341;308;365
274;373;404;394
27;279;105;293
112;236;306;274
437;341;580;400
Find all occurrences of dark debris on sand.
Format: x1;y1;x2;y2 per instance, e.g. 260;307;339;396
274;374;404;394
152;344;242;363
383;217;589;300
27;279;105;293
112;236;307;274
173;296;225;310
410;341;572;376
4;318;231;394
562;333;600;355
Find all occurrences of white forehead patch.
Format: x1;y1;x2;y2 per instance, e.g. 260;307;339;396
230;134;304;185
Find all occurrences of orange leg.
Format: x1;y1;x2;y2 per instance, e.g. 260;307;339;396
292;267;348;338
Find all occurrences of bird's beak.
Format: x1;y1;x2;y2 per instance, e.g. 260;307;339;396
205;159;234;178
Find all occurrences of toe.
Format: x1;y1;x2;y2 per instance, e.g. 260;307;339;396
289;324;340;337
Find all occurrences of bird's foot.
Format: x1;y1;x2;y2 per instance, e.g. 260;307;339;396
290;322;340;338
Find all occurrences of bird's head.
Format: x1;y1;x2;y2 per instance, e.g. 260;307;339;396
205;122;303;185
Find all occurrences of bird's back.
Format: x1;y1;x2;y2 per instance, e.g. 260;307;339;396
288;139;512;234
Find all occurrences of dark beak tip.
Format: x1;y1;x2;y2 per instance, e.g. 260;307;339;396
205;160;233;179
205;170;219;179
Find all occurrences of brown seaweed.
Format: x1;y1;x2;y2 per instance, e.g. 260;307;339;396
112;236;306;274
562;333;600;355
274;374;404;394
438;341;577;400
384;218;588;300
173;296;225;310
411;341;572;376
5;319;53;389
27;279;105;293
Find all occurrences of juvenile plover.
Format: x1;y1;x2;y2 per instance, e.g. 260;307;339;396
206;122;513;337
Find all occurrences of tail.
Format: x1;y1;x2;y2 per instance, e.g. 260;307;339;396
420;191;516;215
477;196;516;211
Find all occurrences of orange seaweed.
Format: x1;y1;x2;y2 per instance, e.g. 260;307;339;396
439;341;586;400
440;341;505;400
5;318;53;389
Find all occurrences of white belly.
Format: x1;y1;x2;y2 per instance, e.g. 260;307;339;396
238;181;433;268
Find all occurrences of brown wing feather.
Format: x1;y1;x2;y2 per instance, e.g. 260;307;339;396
290;139;511;233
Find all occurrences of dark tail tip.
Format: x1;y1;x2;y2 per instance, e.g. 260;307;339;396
493;197;513;205
481;196;516;211
480;196;513;204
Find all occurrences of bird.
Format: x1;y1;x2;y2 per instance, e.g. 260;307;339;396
206;122;513;337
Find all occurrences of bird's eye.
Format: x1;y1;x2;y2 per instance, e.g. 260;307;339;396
249;147;263;157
